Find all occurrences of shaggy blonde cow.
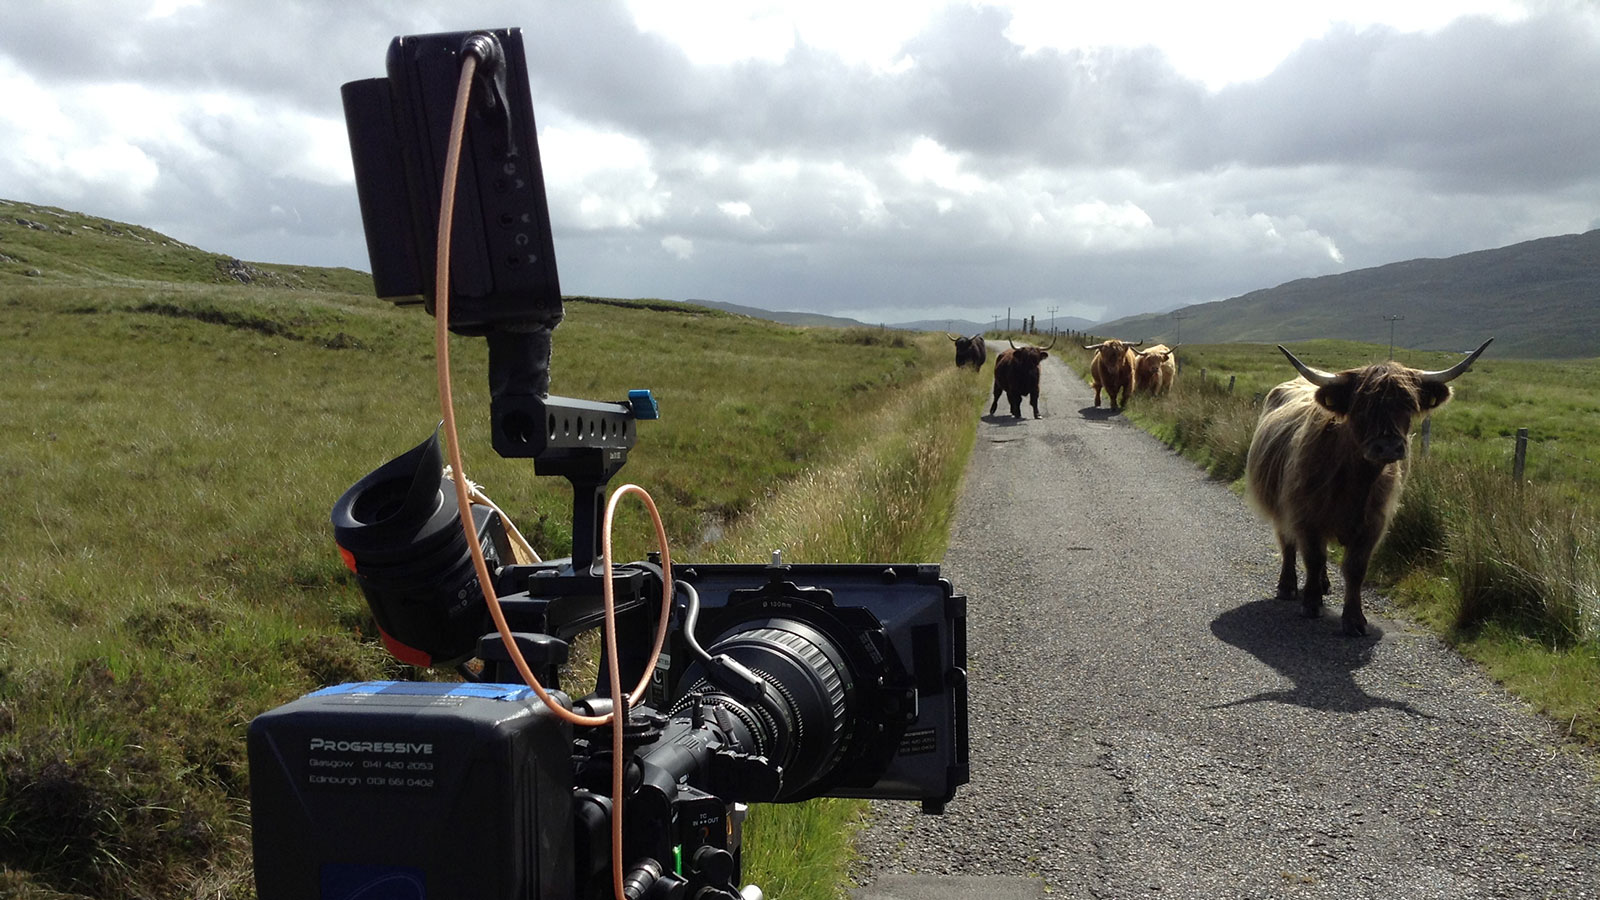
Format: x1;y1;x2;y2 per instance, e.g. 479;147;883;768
1132;344;1177;396
1246;339;1492;634
1083;339;1141;409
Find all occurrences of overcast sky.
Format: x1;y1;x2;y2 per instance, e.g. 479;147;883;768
4;1;1598;327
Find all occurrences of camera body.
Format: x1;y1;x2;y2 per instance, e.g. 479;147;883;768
247;26;968;900
249;553;967;899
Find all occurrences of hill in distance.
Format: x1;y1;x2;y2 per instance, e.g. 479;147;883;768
689;299;1093;337
9;197;1593;358
0;197;373;294
894;314;1097;336
1097;229;1600;359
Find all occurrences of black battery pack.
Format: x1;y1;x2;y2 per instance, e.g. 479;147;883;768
248;681;574;899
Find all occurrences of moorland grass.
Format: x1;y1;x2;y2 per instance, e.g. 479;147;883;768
1061;340;1600;746
0;272;986;899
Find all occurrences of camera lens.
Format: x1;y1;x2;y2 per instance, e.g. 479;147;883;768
672;617;854;800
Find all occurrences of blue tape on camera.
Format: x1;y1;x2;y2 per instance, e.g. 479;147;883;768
308;681;539;701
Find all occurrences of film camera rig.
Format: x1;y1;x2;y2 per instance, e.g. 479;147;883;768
246;27;969;900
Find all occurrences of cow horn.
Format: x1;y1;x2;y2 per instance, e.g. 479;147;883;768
1278;345;1339;387
1083;341;1104;350
1009;340;1019;350
947;333;961;341
1419;338;1494;384
1041;332;1058;350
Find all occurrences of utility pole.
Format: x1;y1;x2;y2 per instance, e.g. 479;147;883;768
1007;306;1012;332
1048;304;1058;333
1171;311;1191;345
1384;314;1405;359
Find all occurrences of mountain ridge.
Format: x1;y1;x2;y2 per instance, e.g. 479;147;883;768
1097;229;1600;358
7;198;1594;357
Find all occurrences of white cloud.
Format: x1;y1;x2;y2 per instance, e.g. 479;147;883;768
623;0;939;69
893;137;984;195
661;234;695;259
0;66;170;209
1002;0;1531;89
541;125;668;230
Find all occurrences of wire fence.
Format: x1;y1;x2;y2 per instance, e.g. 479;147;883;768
1175;361;1595;486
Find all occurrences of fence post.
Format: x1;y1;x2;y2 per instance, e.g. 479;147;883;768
1513;427;1528;482
1227;375;1236;394
1419;417;1431;456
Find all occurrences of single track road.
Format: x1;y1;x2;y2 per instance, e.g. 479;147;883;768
852;351;1600;900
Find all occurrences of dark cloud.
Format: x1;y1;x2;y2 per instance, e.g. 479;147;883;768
1199;13;1600;190
900;5;1204;169
0;2;412;109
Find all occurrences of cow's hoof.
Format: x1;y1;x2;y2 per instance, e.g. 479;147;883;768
1274;586;1296;601
1300;597;1323;618
1341;612;1368;636
1032;413;1042;419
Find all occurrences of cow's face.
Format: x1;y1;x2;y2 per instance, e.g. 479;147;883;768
1089;341;1132;365
1134;352;1167;376
1314;363;1452;464
1278;339;1492;465
1011;346;1049;367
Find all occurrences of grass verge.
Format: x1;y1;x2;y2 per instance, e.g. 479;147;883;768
711;364;987;898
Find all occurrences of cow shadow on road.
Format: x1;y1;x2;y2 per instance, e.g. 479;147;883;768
980;413;1031;427
1207;598;1432;718
1077;405;1122;421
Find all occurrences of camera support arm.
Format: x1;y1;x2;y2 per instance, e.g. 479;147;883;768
486;333;657;570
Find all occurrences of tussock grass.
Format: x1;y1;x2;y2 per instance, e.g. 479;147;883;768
1419;463;1600;641
706;366;981;564
702;364;986;897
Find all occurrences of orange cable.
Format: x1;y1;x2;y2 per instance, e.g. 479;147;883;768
431;45;677;900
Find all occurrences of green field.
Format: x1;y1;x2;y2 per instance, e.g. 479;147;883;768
1060;337;1600;744
0;200;988;899
7;196;1597;898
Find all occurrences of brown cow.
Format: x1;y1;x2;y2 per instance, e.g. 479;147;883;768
1245;339;1492;635
948;333;987;370
1083;339;1141;409
989;333;1057;418
1132;343;1177;396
